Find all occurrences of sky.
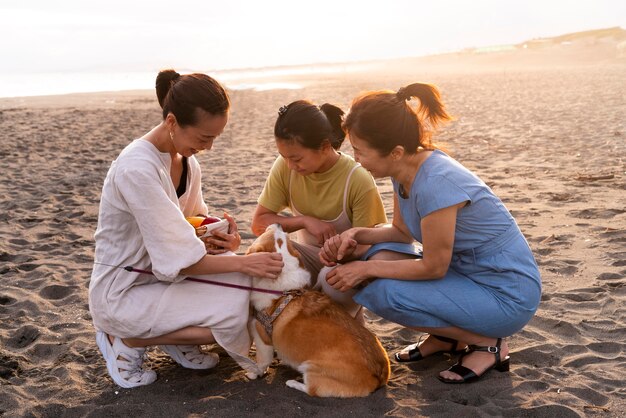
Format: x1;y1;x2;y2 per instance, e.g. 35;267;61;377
1;0;624;75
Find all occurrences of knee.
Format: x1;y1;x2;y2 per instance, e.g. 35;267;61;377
315;266;334;287
356;279;405;315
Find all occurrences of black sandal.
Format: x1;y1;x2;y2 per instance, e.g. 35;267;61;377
438;337;510;384
394;334;467;363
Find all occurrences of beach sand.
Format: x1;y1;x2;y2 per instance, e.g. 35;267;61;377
1;48;625;417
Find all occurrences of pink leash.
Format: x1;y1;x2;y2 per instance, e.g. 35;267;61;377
95;262;284;296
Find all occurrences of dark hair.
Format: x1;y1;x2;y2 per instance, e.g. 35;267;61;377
344;83;451;156
274;100;346;150
155;69;230;127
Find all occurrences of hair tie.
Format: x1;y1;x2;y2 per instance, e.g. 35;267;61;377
278;105;289;116
396;87;410;101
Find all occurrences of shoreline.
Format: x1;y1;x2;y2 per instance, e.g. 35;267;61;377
2;30;624;101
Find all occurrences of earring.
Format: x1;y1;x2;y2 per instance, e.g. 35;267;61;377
169;132;174;141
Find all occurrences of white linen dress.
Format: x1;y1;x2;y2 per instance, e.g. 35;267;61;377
89;139;257;373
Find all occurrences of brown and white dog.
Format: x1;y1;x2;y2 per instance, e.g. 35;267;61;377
245;224;390;397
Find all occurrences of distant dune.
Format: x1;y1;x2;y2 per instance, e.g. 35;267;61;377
370;26;626;74
211;27;626;82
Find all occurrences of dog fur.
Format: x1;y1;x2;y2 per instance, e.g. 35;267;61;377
245;224;390;397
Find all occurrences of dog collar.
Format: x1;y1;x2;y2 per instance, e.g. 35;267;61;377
255;290;305;336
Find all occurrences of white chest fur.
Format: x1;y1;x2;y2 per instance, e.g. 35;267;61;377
250;227;311;311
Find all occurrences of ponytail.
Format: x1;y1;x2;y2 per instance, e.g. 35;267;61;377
344;82;451;155
396;83;451;129
319;103;346;149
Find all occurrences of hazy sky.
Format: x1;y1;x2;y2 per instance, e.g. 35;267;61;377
2;0;625;74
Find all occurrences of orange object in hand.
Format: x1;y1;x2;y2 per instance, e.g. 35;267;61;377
186;216;222;228
185;216;206;228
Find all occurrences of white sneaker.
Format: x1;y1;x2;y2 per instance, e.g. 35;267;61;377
96;331;157;388
159;345;219;369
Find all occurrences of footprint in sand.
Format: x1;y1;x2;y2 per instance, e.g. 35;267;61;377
607;252;626;266
17;263;40;272
548;192;574;202
511;380;550;394
30;343;67;363
0;252;32;264
568;208;626;219
552;287;603;302
565;386;610;409
597;272;623;280
39;285;75;300
587;341;623;356
8;238;30;246
543;260;579;275
0;295;16;305
7;325;40;349
534;248;555;256
600;228;626;243
0;352;21;379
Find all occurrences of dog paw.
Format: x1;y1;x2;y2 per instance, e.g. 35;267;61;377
286;379;307;393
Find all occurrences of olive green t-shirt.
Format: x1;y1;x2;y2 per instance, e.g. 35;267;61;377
258;153;387;227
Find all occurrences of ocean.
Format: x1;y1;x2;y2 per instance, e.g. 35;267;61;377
0;64;369;98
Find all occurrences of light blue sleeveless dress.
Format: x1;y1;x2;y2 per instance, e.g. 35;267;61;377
354;150;541;337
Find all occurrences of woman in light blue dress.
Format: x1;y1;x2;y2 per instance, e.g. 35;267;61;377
319;83;541;384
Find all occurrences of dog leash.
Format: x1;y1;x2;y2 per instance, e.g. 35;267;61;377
93;262;284;296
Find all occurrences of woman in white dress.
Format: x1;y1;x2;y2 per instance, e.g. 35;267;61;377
89;69;284;388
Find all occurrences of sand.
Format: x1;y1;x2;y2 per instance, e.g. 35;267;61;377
1;48;625;417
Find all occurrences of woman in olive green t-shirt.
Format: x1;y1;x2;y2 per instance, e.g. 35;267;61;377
251;100;387;317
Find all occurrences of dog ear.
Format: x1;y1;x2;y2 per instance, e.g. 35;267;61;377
245;242;261;255
285;239;305;269
286;239;301;259
246;231;276;255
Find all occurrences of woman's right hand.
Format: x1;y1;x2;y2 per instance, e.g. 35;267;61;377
319;229;358;266
241;252;284;279
303;216;337;246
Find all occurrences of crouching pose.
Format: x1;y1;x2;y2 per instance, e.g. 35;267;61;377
89;70;283;388
320;83;541;384
252;100;387;318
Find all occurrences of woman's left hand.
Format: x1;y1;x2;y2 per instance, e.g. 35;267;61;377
202;212;241;254
325;261;371;292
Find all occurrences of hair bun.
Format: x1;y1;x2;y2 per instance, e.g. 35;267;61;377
396;87;410;101
156;69;182;108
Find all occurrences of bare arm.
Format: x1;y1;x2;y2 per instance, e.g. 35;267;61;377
181;251;284;280
251;204;337;245
325;202;463;291
251;204;307;236
363;202;460;280
320;194;413;264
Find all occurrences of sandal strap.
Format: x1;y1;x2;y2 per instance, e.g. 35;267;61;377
431;335;459;345
405;334;428;358
465;338;502;364
445;363;478;381
176;345;208;364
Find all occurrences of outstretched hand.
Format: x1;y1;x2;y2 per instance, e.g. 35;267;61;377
243;252;283;280
325;261;370;292
319;232;358;266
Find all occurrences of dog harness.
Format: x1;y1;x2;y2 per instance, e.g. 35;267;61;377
255;290;304;337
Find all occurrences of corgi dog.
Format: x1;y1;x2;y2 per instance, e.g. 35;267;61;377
245;224;390;397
